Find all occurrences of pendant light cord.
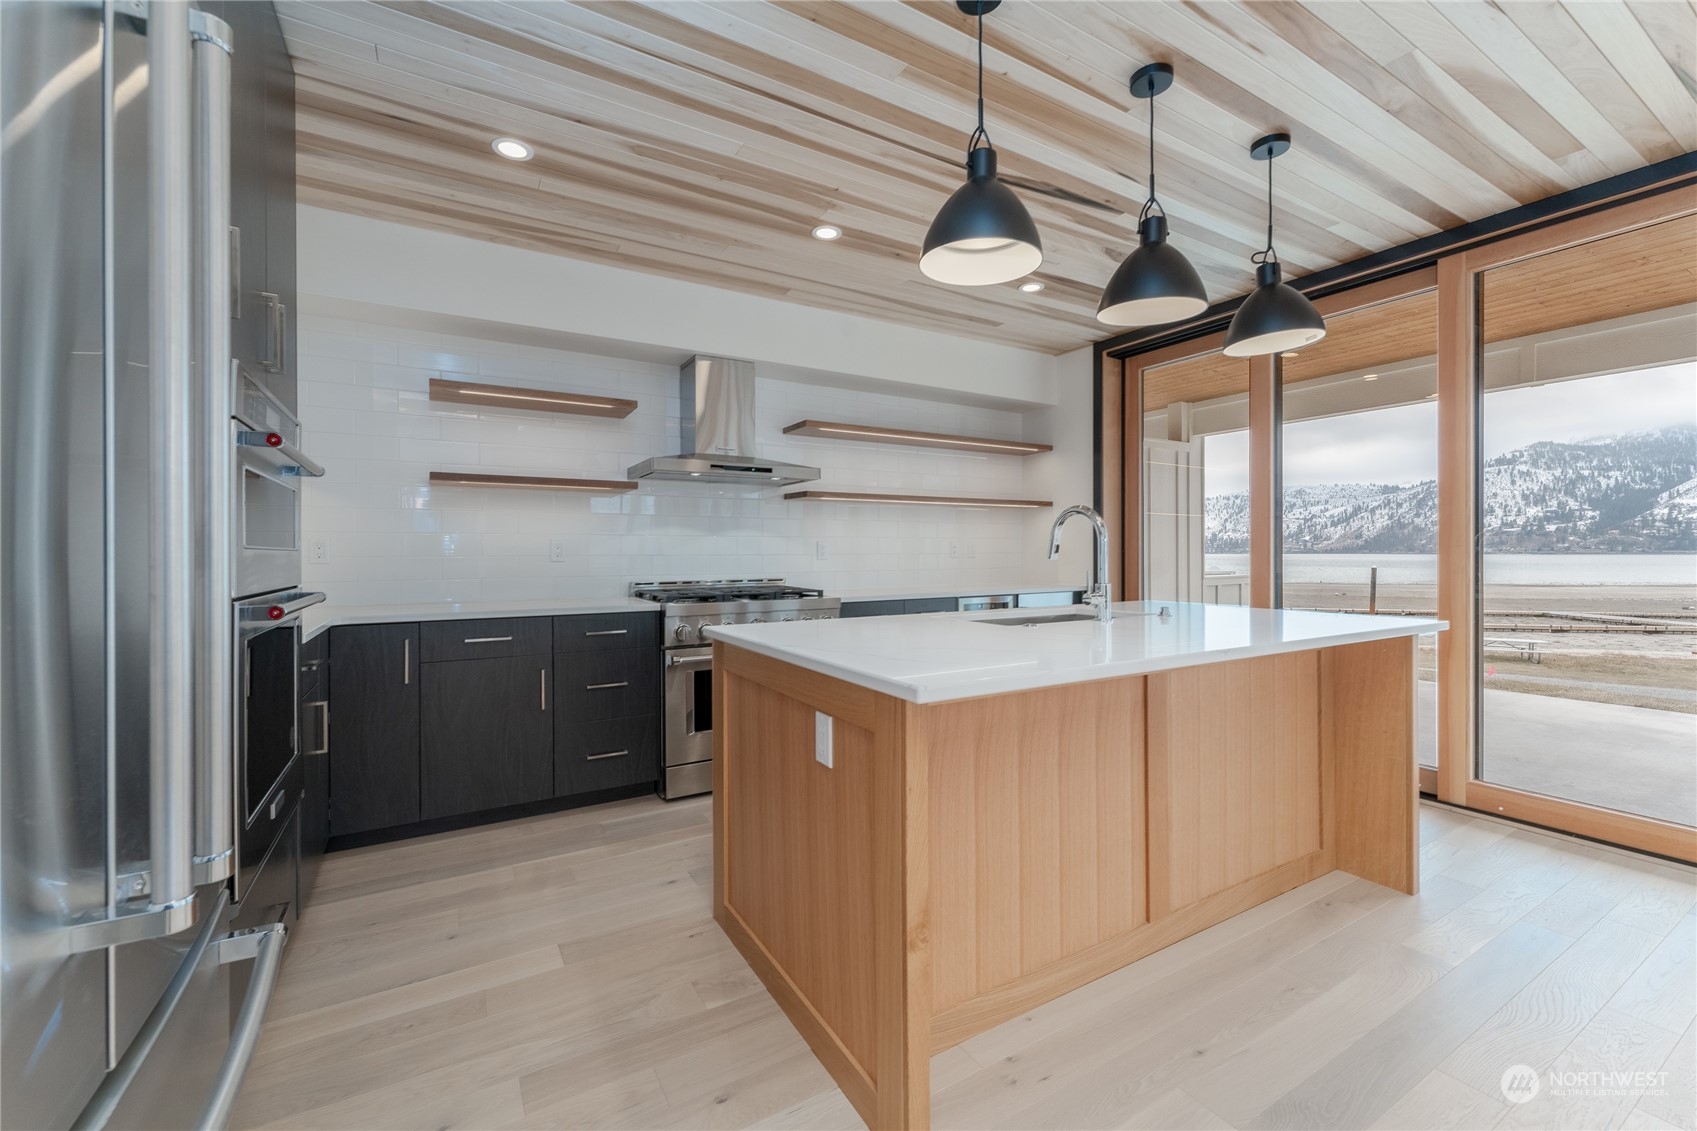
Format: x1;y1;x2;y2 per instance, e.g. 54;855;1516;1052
967;4;990;154
1252;153;1279;266
1139;87;1163;222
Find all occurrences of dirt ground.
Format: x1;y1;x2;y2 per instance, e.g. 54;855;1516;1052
1290;581;1697;712
1284;581;1697;620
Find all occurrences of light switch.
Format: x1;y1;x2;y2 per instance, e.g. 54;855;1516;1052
815;711;833;768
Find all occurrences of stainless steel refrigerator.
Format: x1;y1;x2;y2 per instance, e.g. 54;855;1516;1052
3;3;286;1127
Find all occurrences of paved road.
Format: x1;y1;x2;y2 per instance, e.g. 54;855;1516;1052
1417;682;1696;826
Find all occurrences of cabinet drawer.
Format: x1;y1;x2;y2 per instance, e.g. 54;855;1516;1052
557;715;660;795
554;649;660;722
552;612;658;653
420;617;550;663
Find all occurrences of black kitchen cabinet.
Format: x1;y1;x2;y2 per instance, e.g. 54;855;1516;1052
204;0;296;412
297;631;329;905
420;655;553;820
328;623;420;836
553;648;659;723
840;599;907;618
558;715;660;795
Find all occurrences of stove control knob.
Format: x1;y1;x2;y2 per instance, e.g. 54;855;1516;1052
749;617;765;624
780;615;795;622
674;623;695;644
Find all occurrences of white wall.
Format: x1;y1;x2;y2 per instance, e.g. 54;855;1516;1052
298;314;1068;605
1021;345;1099;583
297;206;1060;409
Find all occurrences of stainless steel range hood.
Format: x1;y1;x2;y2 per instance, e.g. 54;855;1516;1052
627;356;820;486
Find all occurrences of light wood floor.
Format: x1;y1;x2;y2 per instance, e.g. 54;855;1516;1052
232;796;1696;1131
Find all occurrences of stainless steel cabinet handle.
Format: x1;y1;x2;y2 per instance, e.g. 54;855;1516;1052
403;638;410;685
540;669;547;711
583;629;627;637
586;681;628;690
463;635;513;644
260;291;283;372
585;750;628;761
307;701;329;755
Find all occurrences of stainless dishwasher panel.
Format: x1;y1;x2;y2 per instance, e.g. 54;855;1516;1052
957;595;1015;612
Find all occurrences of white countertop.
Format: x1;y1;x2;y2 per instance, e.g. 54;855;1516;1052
705;601;1447;704
300;597;657;641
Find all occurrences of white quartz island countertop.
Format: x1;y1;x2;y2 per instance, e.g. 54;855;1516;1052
705;601;1447;704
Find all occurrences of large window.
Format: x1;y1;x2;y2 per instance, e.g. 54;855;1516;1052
1476;219;1697;828
1137;349;1251;605
1279;291;1439;769
1112;189;1697;858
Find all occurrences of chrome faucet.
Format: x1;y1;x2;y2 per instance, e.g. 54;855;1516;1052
1048;504;1113;622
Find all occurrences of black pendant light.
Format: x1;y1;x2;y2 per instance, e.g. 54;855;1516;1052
1223;133;1326;357
920;0;1042;287
1097;63;1208;327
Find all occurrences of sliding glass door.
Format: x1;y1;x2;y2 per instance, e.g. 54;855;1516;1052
1474;217;1697;830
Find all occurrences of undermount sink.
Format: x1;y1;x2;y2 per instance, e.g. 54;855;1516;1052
976;612;1102;626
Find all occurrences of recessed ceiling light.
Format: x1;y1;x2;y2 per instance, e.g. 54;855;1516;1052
811;224;843;241
491;137;534;161
1019;280;1045;293
1362;373;1379;381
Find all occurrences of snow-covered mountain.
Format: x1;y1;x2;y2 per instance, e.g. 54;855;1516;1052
1205;427;1697;553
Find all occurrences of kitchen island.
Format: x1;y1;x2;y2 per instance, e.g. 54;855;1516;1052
706;602;1445;1130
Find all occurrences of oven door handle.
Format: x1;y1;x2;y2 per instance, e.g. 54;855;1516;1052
667;653;714;668
254;592;325;621
235;429;325;478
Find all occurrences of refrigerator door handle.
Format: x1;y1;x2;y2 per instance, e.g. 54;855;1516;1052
192;9;235;887
70;889;231;1130
144;0;198;926
199;920;288;1129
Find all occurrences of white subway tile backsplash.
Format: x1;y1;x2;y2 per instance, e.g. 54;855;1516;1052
299;317;1043;601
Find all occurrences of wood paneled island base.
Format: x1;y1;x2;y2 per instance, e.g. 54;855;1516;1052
711;633;1421;1130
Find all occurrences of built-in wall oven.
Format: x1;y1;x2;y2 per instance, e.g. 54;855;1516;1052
632;580;840;799
233;589;323;898
231;368;323;599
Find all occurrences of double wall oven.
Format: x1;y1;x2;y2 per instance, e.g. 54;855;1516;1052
632;580;839;798
224;368;323;898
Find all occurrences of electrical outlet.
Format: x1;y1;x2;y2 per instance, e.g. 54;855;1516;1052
967;542;977;558
949;540;959;559
815;540;827;560
549;538;567;563
309;539;328;562
815;711;833;768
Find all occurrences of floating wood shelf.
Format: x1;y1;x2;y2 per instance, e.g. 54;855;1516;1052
428;377;637;419
429;471;637;493
784;490;1051;509
783;419;1051;455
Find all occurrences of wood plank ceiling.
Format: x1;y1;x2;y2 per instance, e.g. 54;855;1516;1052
278;0;1697;355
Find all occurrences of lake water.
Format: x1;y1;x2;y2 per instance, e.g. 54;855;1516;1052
1205;552;1697;587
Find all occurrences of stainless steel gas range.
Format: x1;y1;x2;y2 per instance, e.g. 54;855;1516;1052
631;580;840;798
